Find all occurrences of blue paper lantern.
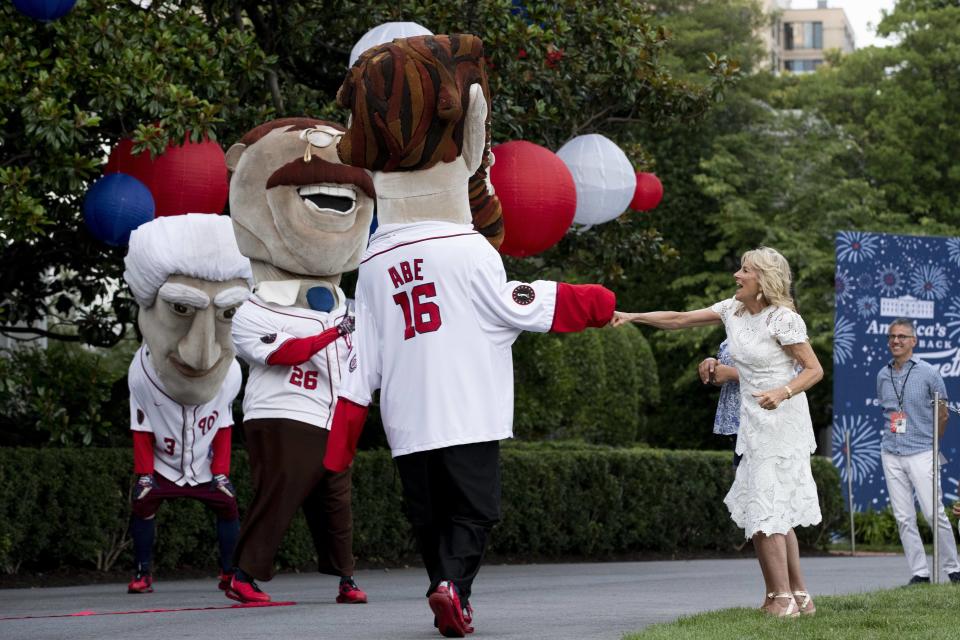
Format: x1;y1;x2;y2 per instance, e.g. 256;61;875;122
12;0;77;21
83;173;155;247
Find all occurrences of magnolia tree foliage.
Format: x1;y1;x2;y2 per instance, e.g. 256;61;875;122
1;0;739;346
0;0;271;345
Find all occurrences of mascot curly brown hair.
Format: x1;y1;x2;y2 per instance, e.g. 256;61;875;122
324;34;616;637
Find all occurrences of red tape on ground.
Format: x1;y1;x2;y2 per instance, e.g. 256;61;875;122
0;600;297;621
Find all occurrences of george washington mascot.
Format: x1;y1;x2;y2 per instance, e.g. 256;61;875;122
123;213;253;595
323;35;616;637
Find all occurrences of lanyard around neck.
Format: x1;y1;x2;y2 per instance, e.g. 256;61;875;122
889;361;915;412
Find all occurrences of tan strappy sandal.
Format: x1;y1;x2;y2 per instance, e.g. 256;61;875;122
792;590;816;616
765;592;800;618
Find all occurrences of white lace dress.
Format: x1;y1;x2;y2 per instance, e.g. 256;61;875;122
710;298;822;538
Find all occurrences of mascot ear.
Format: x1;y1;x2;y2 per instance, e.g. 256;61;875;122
461;83;487;176
225;143;247;172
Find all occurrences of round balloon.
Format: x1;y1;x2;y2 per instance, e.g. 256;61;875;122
490;141;576;258
556;134;634;226
105;137;228;217
83;174;155;247
349;22;433;67
12;0;76;21
631;172;663;211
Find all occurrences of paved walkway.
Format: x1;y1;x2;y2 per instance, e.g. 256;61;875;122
0;555;919;640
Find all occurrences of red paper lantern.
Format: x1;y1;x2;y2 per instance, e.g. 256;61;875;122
490;141;576;258
105;137;228;217
631;172;663;211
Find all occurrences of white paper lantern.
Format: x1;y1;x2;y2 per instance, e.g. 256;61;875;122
556;134;635;226
349;22;433;67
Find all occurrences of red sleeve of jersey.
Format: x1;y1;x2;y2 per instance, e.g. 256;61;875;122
210;426;232;476
132;431;156;475
550;283;616;333
266;327;342;366
323;398;369;473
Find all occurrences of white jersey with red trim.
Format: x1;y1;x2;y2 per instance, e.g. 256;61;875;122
232;292;351;429
340;220;558;456
128;346;240;486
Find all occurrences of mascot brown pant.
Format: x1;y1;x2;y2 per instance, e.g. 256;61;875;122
234;418;354;580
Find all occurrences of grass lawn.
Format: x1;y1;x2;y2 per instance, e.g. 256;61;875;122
626;584;959;640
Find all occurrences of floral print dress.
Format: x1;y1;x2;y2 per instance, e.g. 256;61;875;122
710;298;822;538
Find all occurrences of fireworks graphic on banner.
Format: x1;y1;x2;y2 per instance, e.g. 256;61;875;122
834;232;960;512
877;264;904;296
946;474;959;504
910;264;950;300
837;231;880;264
835;268;854;305
944;298;960;341
831;415;882;485
855;295;878;319
899;236;924;252
947;238;960;267
834;316;857;365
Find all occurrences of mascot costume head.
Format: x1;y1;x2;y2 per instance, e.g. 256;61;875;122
124;214;253;405
225;118;376;307
336;34;503;246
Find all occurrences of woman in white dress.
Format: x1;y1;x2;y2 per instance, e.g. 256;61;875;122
613;247;823;618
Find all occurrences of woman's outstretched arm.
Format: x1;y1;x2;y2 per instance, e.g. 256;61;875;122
611;307;722;330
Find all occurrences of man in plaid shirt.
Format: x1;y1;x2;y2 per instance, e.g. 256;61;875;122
877;317;960;585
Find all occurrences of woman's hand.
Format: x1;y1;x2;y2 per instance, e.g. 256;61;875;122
752;386;790;410
610;311;634;327
698;357;718;384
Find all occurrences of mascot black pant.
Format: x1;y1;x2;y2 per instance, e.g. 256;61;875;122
394;440;501;602
234;418;355;581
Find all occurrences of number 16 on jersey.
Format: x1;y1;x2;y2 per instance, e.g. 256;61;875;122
393;283;442;340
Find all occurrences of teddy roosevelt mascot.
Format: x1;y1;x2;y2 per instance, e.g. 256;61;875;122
222;118;374;604
322;35;617;638
123;213;253;595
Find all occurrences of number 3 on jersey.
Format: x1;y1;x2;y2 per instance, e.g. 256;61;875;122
393;282;442;340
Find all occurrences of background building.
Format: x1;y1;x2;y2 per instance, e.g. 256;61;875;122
762;0;856;73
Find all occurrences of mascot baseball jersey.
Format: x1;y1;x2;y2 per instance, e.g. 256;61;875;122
128;346;240;486
232;292;351;429
339;220;557;456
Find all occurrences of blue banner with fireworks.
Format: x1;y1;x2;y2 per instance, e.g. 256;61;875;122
833;231;960;511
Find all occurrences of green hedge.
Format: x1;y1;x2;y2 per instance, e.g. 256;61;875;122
0;445;843;574
0;343;133;447
834;505;960;547
512;325;660;446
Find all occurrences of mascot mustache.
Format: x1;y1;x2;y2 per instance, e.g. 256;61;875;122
266;156;374;199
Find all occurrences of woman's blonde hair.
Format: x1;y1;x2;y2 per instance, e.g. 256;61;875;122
740;246;796;312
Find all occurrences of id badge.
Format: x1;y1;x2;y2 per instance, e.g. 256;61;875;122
890;411;907;434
